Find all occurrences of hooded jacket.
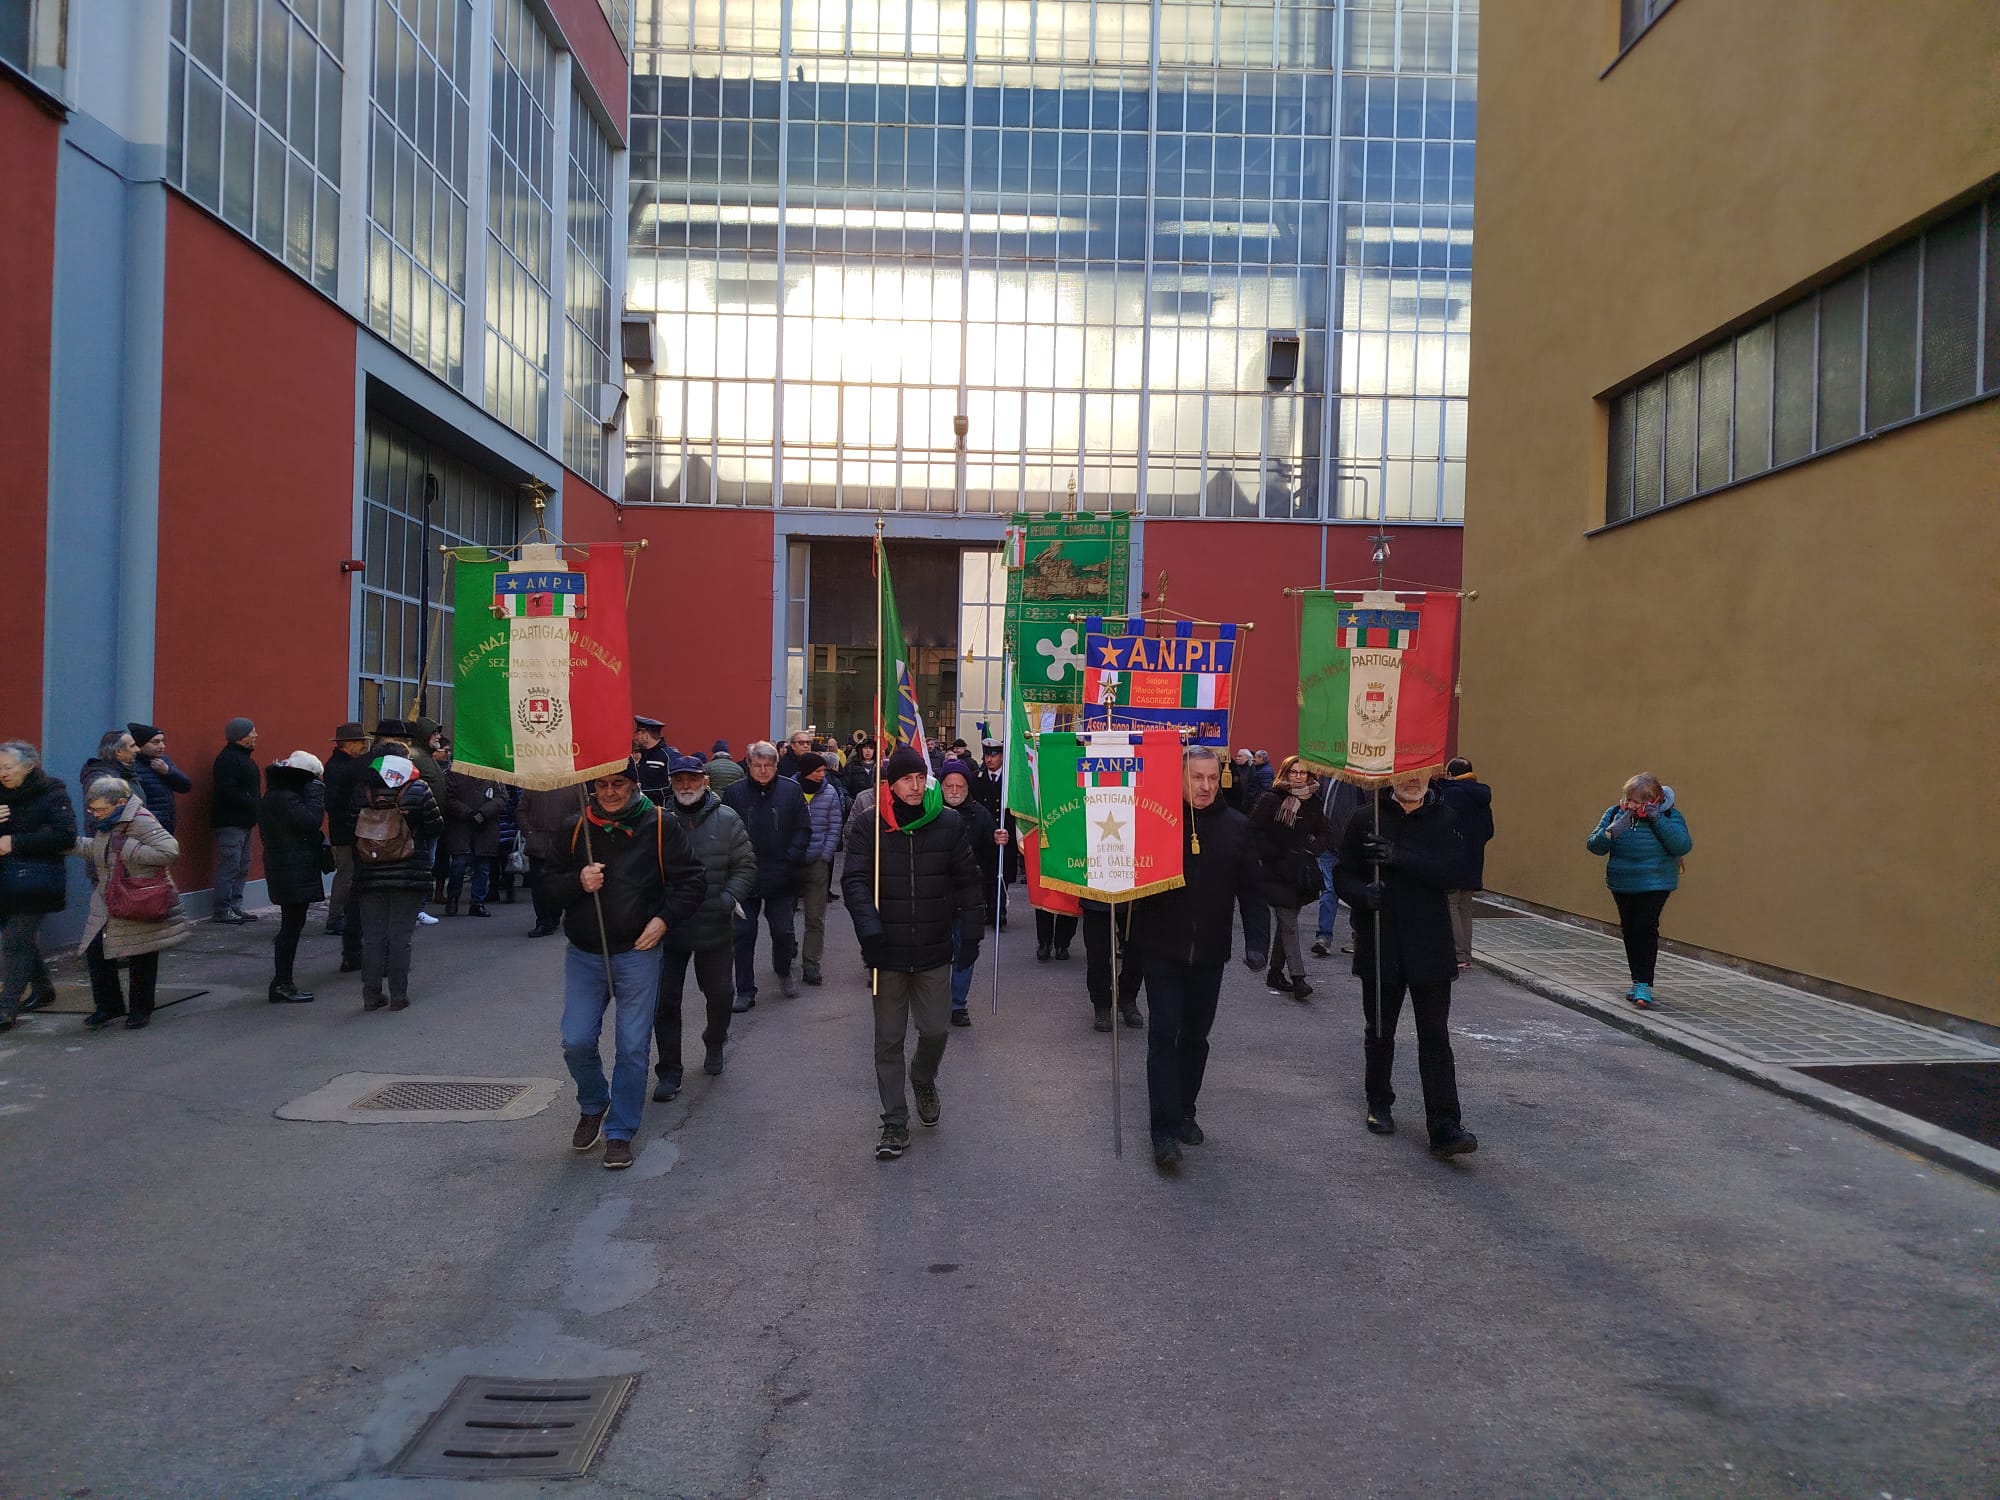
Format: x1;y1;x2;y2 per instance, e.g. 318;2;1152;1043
798;772;844;864
723;772;810;896
842;801;985;972
1332;787;1462;990
0;768;77;916
256;764;327;906
1434;774;1494;889
1586;786;1691;893
350;777;445;894
539;799;707;955
1127;797;1258;969
406;718;450;810
665;790;757;951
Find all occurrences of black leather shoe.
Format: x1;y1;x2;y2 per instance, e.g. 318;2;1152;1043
84;1009;126;1030
1054;946;1071;961
122;1015;150;1030
467;903;491;917
703;1045;725;1076
20;991;53;1013
1367;1110;1396;1135
653;1069;682;1102
1176;1116;1205;1146
1152;1135;1182;1171
1036;943;1052;961
1431;1128;1479;1159
1093;1005;1113;1033
950;1008;971;1027
1119;1005;1144;1029
339;957;362;972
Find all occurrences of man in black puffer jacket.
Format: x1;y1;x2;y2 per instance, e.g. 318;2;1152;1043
541;763;707;1171
1333;772;1476;1160
722;741;810;1009
1126;745;1261;1172
842;746;985;1162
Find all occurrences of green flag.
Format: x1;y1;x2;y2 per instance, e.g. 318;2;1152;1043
1005;661;1040;827
876;537;943;820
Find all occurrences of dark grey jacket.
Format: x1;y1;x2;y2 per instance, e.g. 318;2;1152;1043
665;791;757;952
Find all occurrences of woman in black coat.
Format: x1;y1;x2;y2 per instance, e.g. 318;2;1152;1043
1333;774;1476;1158
443;768;506;916
1249;754;1331;1001
257;752;328;1004
0;742;78;1028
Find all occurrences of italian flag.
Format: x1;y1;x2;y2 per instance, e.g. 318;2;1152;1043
1034;729;1185;901
450;542;635;790
876;537;943;822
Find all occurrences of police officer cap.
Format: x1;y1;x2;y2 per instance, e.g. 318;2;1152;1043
634;714;665;731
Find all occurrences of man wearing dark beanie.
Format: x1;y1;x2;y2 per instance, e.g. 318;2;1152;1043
210;718;262;923
126;723;191;834
842;746;985;1160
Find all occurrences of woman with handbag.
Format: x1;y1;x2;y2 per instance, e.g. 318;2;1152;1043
1249;754;1331;1002
78;775;189;1031
0;741;78;1030
258;750;329;1004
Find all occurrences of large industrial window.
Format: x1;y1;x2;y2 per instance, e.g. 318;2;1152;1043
1603;193;1999;527
365;0;475;387
564;95;617;488
168;0;343;293
483;0;557;444
356;411;521;729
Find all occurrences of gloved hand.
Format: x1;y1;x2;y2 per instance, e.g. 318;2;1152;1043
1360;881;1388;911
859;932;887;969
1359;834;1395;867
957;938;982;969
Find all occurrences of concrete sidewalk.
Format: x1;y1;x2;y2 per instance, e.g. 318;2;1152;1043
1471;900;2000;1187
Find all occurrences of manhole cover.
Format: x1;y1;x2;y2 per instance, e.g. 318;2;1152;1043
392;1375;637;1480
357;1080;533;1112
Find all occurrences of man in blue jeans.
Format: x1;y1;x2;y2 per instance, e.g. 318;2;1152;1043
1312;776;1370;957
542;763;706;1170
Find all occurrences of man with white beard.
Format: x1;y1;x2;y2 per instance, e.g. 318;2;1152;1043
653;755;759;1102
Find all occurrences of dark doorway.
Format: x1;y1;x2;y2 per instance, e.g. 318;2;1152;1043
805;539;963;746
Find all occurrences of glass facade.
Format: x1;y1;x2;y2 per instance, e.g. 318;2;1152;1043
624;0;1475;520
169;0;345;293
484;0;559;443
358;412;521;727
565;95;620;487
366;0;475;385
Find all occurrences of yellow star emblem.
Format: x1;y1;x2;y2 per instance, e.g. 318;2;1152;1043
1095;810;1125;842
1097;641;1121;665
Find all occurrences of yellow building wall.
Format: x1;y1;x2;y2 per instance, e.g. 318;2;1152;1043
1461;2;2000;1023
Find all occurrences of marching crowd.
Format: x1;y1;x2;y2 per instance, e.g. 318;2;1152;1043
0;713;1693;1173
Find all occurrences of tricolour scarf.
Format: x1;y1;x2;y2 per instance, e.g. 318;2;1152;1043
585;793;654;838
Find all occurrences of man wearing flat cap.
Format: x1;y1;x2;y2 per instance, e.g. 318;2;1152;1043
322;721;372;936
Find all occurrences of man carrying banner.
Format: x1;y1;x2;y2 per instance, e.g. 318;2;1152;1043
543;763;707;1170
842;746;986;1161
1126;745;1260;1172
1331;771;1478;1159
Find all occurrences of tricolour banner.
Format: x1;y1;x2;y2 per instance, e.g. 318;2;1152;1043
1080;616;1237;746
1034;729;1184;902
1020;827;1081;916
451;542;634;790
1298;588;1459;785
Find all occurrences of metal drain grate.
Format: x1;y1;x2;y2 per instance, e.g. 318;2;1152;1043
356;1081;533;1112
391;1375;637;1480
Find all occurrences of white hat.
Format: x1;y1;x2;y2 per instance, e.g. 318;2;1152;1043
277;750;325;777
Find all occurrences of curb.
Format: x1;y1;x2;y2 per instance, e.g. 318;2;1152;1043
1475;954;2000;1194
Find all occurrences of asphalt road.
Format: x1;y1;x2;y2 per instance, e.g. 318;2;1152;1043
1;893;1995;1499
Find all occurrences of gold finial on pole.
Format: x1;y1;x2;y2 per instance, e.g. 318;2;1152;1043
1156;569;1168;614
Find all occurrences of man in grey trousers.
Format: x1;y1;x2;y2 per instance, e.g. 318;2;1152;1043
841;747;985;1161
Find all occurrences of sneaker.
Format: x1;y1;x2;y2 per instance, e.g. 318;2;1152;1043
1290;975;1314;1003
1265;967;1291;996
267;981;315;1004
1310;938;1332;958
703;1045;725;1076
1341;943;1354;954
1430;1128;1479;1159
233;909;260;924
1176;1116;1205;1146
1119;1004;1144;1029
653;1069;682;1103
603;1139;634;1170
732;993;756;1013
911;1074;941;1127
1630;982;1656;1009
1093;1005;1113;1033
950;1008;972;1028
875;1124;909;1160
571;1111;606;1151
416;910;439;926
83;1009;126;1030
211;910;245;925
802;962;823;987
1366;1110;1396;1135
1152;1134;1182;1171
779;972;799;999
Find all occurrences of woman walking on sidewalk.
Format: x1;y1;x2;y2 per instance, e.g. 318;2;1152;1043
0;742;77;1029
258;751;328;1004
1586;773;1693;1010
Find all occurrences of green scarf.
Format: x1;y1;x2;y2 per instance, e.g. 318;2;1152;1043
585;792;654;838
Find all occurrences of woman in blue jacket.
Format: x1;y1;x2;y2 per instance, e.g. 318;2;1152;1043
1586;773;1692;1009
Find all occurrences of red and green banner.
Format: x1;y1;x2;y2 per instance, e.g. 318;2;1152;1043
1298;589;1459;785
451;542;634;790
1033;729;1184;902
